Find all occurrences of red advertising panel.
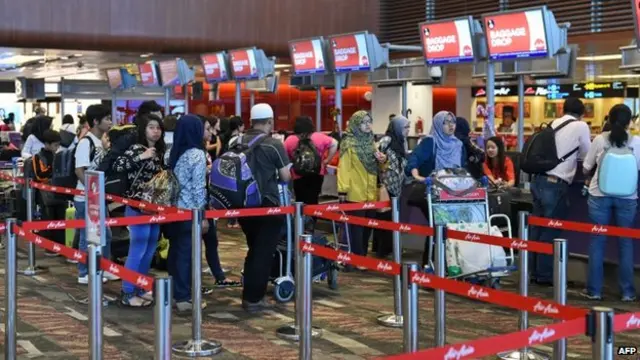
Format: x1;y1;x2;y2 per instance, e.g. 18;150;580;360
86;172;104;246
138;62;160;87
159;59;180;87
484;9;548;60
106;69;122;89
633;0;640;42
290;38;326;75
329;33;371;72
229;49;259;80
420;18;474;65
201;52;229;83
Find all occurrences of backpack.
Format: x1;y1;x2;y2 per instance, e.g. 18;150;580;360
597;146;638;197
51;136;95;199
521;119;578;175
140;170;180;207
292;134;321;176
209;134;267;209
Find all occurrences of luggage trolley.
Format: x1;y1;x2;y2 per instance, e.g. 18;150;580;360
425;171;516;288
271;184;338;302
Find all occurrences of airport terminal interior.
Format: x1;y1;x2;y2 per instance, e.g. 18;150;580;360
1;0;640;359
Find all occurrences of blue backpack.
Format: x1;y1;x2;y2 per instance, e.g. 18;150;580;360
209;134;267;209
598;146;638;197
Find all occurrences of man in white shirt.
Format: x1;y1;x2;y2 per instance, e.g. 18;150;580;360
74;104;117;284
530;97;591;285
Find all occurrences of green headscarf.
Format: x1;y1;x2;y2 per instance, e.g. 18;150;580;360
340;110;378;174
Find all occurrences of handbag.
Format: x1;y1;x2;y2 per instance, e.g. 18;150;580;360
406;181;428;208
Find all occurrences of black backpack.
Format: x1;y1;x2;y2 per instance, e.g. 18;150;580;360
51;136;96;199
521;119;578;175
292;135;321;176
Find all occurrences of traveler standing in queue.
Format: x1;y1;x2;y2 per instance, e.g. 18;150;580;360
134;100;163;126
74;104;117;284
21;115;53;158
112;114;165;307
378;115;409;199
582;104;639;301
529;97;591;285
285;116;338;205
239;104;291;313
221;116;245;229
455;116;485;180
167;114;209;312
338;111;385;258
483;136;515;188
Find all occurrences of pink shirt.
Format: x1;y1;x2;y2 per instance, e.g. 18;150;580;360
284;132;335;179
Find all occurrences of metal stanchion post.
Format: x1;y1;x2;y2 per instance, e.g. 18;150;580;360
434;225;446;347
402;262;418;353
155;277;172;360
299;234;313;360
4;219;17;360
173;209;222;357
553;239;568;360
590;307;613;360
276;202;322;341
499;211;548;360
19;179;46;276
378;197;403;327
88;244;103;360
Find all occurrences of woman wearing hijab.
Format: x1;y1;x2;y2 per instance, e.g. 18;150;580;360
22;116;53;158
337;110;386;257
166;114;209;312
378;115;410;198
454;116;485;179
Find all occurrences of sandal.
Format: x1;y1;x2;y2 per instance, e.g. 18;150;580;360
121;292;153;307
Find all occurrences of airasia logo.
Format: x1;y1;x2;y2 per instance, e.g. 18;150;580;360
528;328;555;345
376;261;392;272
547;220;562;227
106;219;118;226
46;221;66;229
465;233;481;242
50;186;58;192
150;216;166;223
64;189;72;194
398;224;412;232
313;210;323;216
267;208;282;215
444;345;475;359
301;243;315;253
367;220;379;227
122;199;129;204
411;272;431;285
339;215;349;222
225;210;240;217
325;205;340;211
336;252;352;263
626;315;640;329
467;286;489;299
73;251;82;260
34;236;42;245
53;244;61;252
108;264;120;274
591;225;607;234
510;240;527;249
18;229;25;236
157;207;166;211
534;38;545;50
136;276;149;287
361;203;375;210
532;301;559;315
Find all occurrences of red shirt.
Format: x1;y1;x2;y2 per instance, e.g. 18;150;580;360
483;156;515;183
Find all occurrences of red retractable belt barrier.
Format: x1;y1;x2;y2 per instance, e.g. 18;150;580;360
446;229;554;255
13;225;154;292
205;206;295;219
22;211;193;231
306;209;434;237
305;201;391;212
378;317;586;360
0;173;24;184
529;215;640;240
614;311;640;333
299;242;587;321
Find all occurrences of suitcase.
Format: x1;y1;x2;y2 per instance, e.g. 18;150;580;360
65;202;75;248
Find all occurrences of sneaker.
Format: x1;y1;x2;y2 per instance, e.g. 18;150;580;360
136;289;154;302
175;300;207;312
242;298;273;314
201;287;213;295
202;267;212;274
622;295;637;302
121;292;152;307
214;279;241;288
44;250;59;257
103;272;121;281
78;275;107;285
580;289;602;300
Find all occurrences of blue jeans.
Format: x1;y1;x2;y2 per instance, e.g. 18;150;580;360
587;195;637;298
75;201;112;277
122;206;160;294
204;219;225;280
530;176;569;283
166;221;192;302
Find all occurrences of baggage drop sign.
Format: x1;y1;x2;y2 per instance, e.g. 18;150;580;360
420;19;474;65
484;9;548;60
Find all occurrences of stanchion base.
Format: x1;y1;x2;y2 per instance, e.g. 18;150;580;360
497;350;550;360
275;324;323;341
172;339;223;357
18;265;48;276
376;314;403;328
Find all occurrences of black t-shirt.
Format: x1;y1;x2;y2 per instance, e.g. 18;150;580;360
241;129;290;206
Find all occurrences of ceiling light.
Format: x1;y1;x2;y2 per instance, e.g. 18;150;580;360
60;56;69;60
140;53;153;58
576;54;622;61
274;64;291;69
74;54;83;57
31;50;40;54
597;74;640;79
0;55;43;66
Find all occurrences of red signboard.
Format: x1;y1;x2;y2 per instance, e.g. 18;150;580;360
201;53;229;82
634;0;640;42
229;49;259;80
290;38;326;75
86;172;102;246
106;69;122;90
329;33;371;72
138;63;159;87
159;59;180;87
484;9;548;60
420;19;474;65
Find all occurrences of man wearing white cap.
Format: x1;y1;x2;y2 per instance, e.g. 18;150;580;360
239;103;291;313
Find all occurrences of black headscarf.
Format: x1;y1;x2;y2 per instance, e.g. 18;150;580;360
385;115;409;158
454;116;471;143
